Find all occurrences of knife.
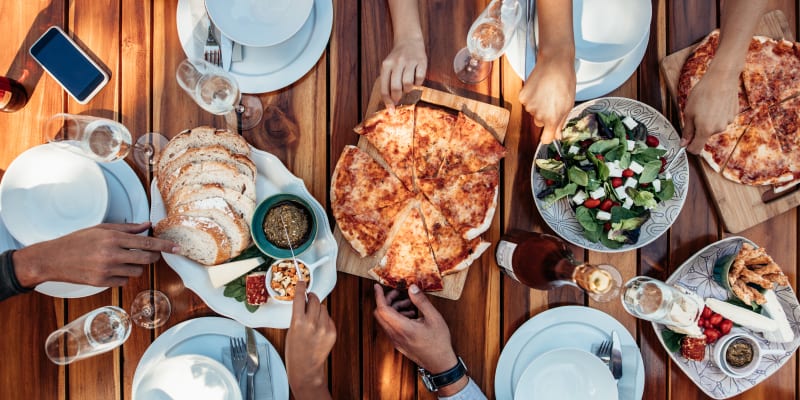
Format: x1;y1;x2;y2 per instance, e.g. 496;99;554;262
524;0;536;78
245;327;260;400
262;338;274;400
610;330;623;380
219;30;234;71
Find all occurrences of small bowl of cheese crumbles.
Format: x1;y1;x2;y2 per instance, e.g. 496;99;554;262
266;259;312;303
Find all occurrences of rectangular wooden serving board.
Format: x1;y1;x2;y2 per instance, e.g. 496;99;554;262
333;81;510;300
660;10;800;233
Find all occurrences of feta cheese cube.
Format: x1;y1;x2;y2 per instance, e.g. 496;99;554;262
653;179;661;192
596;211;612;221
622;116;638;130
614;186;629;200
627;140;636;151
572;190;588;205
665;171;672;180
629;161;645;174
624;177;637;188
608;164;623;178
623;198;634;209
568;145;580;154
589;187;606;199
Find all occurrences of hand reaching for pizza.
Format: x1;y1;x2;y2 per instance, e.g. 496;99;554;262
380;38;427;111
681;68;741;155
519;56;577;145
286;281;335;400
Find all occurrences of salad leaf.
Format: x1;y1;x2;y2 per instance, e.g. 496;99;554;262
598;161;610;181
638;160;663;183
544;183;578;205
631;123;648;141
588;138;619;154
632;147;667;161
535;158;565;172
608;215;649;243
661;329;686;353
604;144;627;162
583;228;602;243
245;303;259;313
538;168;564;182
656;180;675;202
610;206;639;223
599;234;624;249
568;166;589;186
561;114;597;144
575;206;600;232
628;188;658;210
619;152;632;169
613;121;627;140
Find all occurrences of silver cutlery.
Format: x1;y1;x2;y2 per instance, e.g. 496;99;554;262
524;0;536;76
278;211;308;301
596;338;612;366
204;23;221;66
230;336;247;389
245;327;260;400
610;330;623;380
262;338;274;400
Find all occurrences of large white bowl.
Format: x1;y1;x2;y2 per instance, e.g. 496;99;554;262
531;97;689;252
513;348;618;399
134;354;241;400
572;0;652;63
0;144;108;246
205;0;314;47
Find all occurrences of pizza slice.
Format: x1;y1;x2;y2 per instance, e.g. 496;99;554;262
414;105;457;180
418;169;499;240
419;200;490;276
331;145;414;217
335;197;411;258
369;203;444;291
700;108;756;172
722;106;794;185
438;113;506;177
742;36;800;106
354;105;416;190
769;95;800;181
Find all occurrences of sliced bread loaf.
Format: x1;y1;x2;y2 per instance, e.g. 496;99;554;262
155;126;250;175
160;161;257;201
168;183;256;223
173;198;251;254
154;215;231;265
158;145;256;184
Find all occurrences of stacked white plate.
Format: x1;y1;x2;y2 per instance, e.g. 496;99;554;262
495;306;645;399
177;0;333;93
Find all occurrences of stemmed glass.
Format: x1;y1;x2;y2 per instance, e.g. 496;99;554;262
176;58;263;131
454;0;522;84
129;290;172;329
45;306;132;365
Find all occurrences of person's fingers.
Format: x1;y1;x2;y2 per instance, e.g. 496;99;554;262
681;117;696;151
115;233;179;253
400;309;418;318
112;248;163;265
406;284;437;318
540;123;557;145
555;115;569;141
384;288;401;304
380;67;395;111
305;288;322;323
401;65;416;95
390;298;413;311
390;68;404;104
414;61;427;85
99;276;130;287
374;283;388;308
307;291;325;321
291;280;308;323
96;222;151;234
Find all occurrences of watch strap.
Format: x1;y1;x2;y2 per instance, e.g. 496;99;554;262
419;356;467;392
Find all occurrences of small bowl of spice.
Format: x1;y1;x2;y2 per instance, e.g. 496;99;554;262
712;332;760;378
251;193;317;260
266;258;312;303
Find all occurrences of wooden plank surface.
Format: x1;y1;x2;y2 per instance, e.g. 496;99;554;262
660;10;800;233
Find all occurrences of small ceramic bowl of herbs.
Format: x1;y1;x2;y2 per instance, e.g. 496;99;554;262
251;193;317;259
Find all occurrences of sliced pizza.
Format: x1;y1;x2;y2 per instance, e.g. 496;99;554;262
331;145;414;216
419;200;489;276
769;95;800;180
335;197;411;258
414;106;457;180
369;203;444;291
354;104;416;190
418;169;499;240
700;108;756;172
438;113;507;177
722;106;794;185
742;36;800;106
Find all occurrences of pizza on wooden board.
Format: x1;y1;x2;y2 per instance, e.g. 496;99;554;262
333;103;504;291
679;30;800;186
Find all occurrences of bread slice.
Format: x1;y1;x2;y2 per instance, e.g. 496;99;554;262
161;161;256;201
168;183;256;223
174;198;251;255
158;145;256;185
154;215;231;265
155;126;250;175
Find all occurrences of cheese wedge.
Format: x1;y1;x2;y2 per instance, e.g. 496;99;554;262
705;297;778;333
207;257;265;288
761;290;794;343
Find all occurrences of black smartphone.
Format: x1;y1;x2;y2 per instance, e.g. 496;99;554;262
29;26;109;104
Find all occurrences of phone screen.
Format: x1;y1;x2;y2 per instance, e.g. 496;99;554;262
30;28;106;101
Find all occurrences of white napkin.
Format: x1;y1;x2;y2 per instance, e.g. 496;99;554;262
221;343;277;400
617;345;640;397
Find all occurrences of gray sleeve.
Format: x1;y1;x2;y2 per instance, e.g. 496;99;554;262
438;378;487;400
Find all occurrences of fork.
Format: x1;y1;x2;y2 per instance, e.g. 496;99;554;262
230;337;247;389
204;23;221;66
596;339;613;366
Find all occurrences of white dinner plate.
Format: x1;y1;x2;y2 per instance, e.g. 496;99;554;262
513;348;617;399
205;0;313;48
135;353;241;400
495;305;644;400
150;146;338;328
132;316;288;400
177;0;333;94
506;0;650;100
569;0;651;63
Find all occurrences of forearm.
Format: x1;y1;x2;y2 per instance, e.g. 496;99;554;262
388;0;423;43
0;250;32;301
535;0;575;62
11;244;48;288
710;0;768;77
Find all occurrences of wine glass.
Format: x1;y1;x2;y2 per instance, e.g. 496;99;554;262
454;0;522;84
45;113;133;163
45;306;132;365
175;58;263;131
129;290;172;329
132;132;169;175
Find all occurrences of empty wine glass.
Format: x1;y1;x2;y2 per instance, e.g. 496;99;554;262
45;306;132;365
454;0;522;84
45;113;133;162
132;132;169;175
129;290;171;329
176;58;263;131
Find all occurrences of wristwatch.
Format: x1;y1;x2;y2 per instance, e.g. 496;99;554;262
418;356;468;392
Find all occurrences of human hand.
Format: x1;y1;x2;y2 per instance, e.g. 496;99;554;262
380;37;427;111
519;56;576;144
286;280;335;400
13;222;177;288
681;69;740;154
373;283;457;373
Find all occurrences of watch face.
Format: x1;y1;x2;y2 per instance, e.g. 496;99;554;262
420;373;436;391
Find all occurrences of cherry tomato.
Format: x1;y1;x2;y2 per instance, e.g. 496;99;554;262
545;179;555;186
645;135;660;147
554;155;562;161
659;157;667;172
600;198;614;212
595;154;605;161
622;168;635;178
704;328;721;344
603;222;612;231
709;313;723;326
583;198;601;209
611;177;623;188
702;306;712;319
719;319;733;335
697;318;705;327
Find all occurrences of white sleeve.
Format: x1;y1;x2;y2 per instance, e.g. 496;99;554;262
437;378;487;400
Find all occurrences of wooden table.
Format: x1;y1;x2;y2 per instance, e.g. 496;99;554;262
0;1;797;399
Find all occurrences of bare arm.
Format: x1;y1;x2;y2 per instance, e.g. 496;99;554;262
380;0;427;110
519;0;576;144
681;0;768;154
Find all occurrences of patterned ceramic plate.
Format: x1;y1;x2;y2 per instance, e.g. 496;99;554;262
531;97;689;252
653;236;800;399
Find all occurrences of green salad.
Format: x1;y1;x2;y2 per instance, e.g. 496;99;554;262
535;111;676;249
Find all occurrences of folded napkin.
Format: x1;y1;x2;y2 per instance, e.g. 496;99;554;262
221;343;284;400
